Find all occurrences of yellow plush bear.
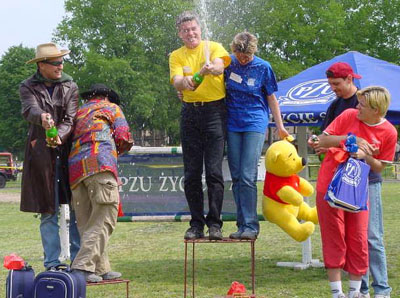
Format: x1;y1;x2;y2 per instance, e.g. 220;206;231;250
262;139;318;242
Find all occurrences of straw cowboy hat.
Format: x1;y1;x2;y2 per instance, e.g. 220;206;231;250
26;42;70;64
80;83;121;105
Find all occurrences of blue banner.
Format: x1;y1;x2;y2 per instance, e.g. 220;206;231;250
117;153;263;217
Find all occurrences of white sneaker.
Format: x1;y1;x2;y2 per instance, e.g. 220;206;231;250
359;293;370;298
338;294;347;298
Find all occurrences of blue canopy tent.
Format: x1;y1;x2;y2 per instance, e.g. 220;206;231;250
274;51;400;127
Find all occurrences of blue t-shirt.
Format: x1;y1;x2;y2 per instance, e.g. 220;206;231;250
225;55;278;133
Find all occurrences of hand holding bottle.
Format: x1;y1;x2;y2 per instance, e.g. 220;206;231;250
41;113;60;148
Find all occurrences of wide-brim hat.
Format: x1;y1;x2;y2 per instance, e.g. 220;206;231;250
26;42;70;64
80;83;120;105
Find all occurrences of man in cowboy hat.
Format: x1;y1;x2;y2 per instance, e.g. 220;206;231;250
68;83;133;282
19;42;80;269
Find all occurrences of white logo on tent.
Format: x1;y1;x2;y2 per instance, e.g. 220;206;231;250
278;79;336;106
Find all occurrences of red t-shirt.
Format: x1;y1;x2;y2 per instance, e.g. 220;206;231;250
263;172;301;205
317;109;397;194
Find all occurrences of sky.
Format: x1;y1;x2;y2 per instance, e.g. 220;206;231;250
0;0;66;58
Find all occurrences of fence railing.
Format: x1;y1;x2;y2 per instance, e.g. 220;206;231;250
307;155;400;181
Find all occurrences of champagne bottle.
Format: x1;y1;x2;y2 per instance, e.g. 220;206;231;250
318;153;325;162
45;115;58;138
46;126;58;138
192;72;204;85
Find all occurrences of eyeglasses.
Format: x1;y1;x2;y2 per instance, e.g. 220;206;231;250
42;60;63;66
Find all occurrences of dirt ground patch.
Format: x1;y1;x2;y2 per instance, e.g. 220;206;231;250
0;192;20;203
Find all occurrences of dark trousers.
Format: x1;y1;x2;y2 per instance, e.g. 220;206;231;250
180;100;226;229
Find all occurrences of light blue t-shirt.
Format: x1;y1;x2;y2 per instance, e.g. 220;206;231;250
225;55;278;133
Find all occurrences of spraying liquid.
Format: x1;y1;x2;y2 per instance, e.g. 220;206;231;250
192;0;211;86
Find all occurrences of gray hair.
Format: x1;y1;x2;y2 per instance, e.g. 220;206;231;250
230;32;258;55
176;11;200;29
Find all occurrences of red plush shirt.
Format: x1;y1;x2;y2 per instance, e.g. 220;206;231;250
263;172;301;205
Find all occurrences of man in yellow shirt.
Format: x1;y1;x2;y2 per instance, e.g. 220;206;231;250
169;11;231;240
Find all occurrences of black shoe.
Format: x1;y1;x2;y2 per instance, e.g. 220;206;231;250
229;230;243;239
208;226;223;240
240;230;257;240
184;227;204;240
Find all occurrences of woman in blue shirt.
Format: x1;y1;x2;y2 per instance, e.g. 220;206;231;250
225;32;289;239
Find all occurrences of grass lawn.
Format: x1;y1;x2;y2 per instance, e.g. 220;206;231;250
0;182;399;297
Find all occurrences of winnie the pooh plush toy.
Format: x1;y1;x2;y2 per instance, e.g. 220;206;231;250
262;139;318;242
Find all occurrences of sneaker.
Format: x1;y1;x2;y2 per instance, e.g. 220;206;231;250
74;269;103;283
184;227;204;240
229;230;242;239
375;295;390;298
101;271;122;280
338;294;347;298
349;292;361;298
359;293;370;298
208;226;223;240
240;230;257;240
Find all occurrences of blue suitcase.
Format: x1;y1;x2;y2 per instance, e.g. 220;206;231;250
33;264;86;298
6;265;35;298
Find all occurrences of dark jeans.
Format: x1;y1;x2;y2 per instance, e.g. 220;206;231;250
180;100;226;229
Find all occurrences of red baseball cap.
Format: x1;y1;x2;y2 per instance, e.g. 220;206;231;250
326;62;362;79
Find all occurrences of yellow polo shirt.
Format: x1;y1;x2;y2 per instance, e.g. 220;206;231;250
169;40;231;102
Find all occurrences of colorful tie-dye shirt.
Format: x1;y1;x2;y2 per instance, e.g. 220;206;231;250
69;99;133;189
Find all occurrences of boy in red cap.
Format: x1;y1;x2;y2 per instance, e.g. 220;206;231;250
321;62;362;131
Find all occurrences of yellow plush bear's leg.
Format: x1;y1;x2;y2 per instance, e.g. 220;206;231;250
262;197;315;242
297;202;319;225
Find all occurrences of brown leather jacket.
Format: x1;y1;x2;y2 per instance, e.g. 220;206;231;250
19;74;79;213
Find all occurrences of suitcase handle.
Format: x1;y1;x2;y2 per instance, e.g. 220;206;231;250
48;263;71;272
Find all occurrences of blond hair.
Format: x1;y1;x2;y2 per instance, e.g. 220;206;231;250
230;32;258;55
357;86;391;117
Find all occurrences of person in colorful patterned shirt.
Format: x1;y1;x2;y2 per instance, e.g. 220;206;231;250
69;83;133;282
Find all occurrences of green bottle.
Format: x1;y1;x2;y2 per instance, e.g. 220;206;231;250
46;126;58;138
192;72;204;85
318;153;325;162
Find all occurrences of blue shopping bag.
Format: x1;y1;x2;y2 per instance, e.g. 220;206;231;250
325;157;370;212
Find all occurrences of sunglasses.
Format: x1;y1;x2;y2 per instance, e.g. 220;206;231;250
42;60;63;66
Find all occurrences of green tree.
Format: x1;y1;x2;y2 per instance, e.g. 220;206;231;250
54;0;192;144
341;0;400;63
0;46;36;156
205;0;400;78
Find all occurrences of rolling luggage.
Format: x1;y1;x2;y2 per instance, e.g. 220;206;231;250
33;264;86;298
6;264;35;298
